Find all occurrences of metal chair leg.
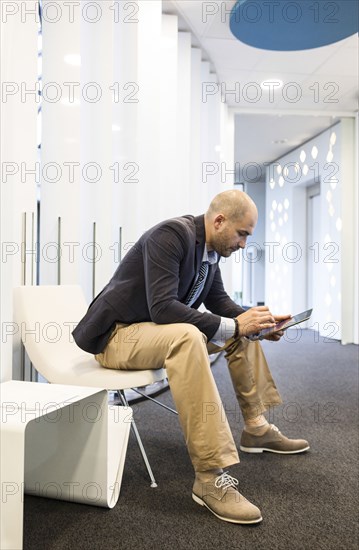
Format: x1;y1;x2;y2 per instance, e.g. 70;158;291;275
131;388;178;415
118;390;158;488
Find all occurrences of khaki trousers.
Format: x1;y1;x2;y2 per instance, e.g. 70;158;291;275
95;322;282;471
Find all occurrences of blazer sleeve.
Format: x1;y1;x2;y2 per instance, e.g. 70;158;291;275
142;224;222;339
203;263;245;318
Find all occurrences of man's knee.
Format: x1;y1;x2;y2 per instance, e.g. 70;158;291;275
175;323;207;345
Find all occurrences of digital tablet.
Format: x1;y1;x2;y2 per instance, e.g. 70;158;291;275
249;308;313;341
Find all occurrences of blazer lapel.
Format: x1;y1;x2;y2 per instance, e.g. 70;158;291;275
192;215;219;305
194;215;206;272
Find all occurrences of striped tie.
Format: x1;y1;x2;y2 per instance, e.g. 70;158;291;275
185;261;209;306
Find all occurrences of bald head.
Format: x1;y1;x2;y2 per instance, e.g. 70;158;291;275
205;190;257;223
204;190;258;257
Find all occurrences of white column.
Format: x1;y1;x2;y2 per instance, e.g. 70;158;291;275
205;72;222;199
220;104;237;298
0;4;38;381
40;0;81;286
220;104;235;192
136;0;162;231
200;65;223;208
159;14;179;219
177;32;192;214
200;61;212;211
41;1;116;299
190;48;203;215
113;1;139;252
81;1;115;296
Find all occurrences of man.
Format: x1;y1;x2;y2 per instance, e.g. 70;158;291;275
73;190;309;525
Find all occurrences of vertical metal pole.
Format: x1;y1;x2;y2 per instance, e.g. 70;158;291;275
30;212;37;382
36;200;40;286
22;212;27;285
119;226;122;263
92;222;96;299
57;216;61;285
20;213;26;381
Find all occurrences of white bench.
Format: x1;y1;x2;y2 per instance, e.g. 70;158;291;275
0;380;132;550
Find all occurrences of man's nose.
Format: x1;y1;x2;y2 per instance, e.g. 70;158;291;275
238;237;247;249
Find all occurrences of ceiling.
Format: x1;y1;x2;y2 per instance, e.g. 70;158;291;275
163;0;358;181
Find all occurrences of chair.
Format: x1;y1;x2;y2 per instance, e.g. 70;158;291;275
14;284;172;487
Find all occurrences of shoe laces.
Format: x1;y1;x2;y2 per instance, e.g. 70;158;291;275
270;424;281;434
214;472;239;491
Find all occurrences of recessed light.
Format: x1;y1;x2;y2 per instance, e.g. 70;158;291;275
326;150;334;162
311;146;318;159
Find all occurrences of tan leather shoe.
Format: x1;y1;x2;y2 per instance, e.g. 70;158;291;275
192;472;262;524
240;424;310;454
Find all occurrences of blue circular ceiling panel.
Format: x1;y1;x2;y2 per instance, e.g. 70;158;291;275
230;0;358;51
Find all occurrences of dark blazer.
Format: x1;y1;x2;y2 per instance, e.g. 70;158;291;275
73;214;244;354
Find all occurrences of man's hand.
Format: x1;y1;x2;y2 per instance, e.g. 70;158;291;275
235;306;277;337
261;314;292;341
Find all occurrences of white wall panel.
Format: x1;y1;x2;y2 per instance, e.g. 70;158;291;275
113;1;139;252
40;0;82;287
339;118;356;344
0;7;38;380
81;4;115;296
1;1;237;383
265;121;356;343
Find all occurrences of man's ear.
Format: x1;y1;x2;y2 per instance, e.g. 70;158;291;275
214;214;225;229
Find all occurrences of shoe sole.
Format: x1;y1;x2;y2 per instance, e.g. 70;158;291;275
192;493;263;524
239;445;310;454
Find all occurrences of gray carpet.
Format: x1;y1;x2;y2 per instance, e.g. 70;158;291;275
24;330;359;550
